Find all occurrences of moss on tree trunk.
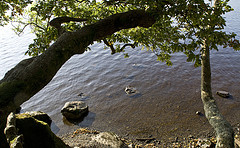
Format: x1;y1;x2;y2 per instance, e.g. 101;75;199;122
201;45;234;148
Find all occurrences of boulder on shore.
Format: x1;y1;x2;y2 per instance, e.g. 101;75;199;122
61;101;88;120
20;111;52;126
92;132;126;148
60;129;128;148
4;111;69;148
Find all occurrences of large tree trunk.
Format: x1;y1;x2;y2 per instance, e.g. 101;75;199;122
0;10;156;148
201;44;234;148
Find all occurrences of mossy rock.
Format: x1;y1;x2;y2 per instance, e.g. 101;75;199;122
10;135;24;148
16;111;52;126
15;115;69;148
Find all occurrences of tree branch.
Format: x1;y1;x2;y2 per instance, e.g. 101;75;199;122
103;38;116;54
16;22;45;36
103;38;137;54
120;43;136;51
0;10;156;147
50;17;88;35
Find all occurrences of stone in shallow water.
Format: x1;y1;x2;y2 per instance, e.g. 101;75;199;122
216;91;230;98
125;86;137;94
195;111;201;115
61;101;88;120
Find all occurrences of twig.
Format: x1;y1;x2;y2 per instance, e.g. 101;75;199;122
103;38;116;54
120;43;136;51
103;38;137;54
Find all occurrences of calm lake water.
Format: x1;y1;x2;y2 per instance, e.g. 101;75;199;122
0;0;240;141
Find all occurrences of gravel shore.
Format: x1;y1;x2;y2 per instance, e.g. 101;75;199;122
59;126;240;148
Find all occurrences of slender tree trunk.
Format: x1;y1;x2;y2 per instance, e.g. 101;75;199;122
201;43;234;148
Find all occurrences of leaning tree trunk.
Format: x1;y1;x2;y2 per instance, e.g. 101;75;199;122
0;10;156;148
201;44;234;148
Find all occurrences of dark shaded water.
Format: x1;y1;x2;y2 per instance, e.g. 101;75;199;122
0;0;240;142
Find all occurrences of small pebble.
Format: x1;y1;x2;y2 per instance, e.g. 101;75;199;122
188;135;194;139
78;93;84;96
196;111;201;115
125;86;137;94
175;137;178;142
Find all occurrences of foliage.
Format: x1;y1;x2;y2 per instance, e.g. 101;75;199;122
0;0;32;26
1;0;240;65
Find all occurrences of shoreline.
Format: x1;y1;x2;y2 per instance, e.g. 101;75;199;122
59;126;240;147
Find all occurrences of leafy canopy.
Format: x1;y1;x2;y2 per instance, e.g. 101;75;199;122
1;0;239;66
0;0;32;26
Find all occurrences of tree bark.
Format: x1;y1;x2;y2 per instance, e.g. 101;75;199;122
0;10;156;148
201;44;234;148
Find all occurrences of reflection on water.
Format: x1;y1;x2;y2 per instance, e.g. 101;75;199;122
62;112;96;127
0;0;240;142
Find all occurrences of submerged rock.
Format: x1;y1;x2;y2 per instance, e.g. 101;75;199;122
61;101;88;120
125;86;137;94
216;91;230;98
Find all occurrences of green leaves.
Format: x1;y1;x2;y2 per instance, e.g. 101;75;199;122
1;0;239;66
157;52;172;66
0;0;32;26
26;27;58;56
